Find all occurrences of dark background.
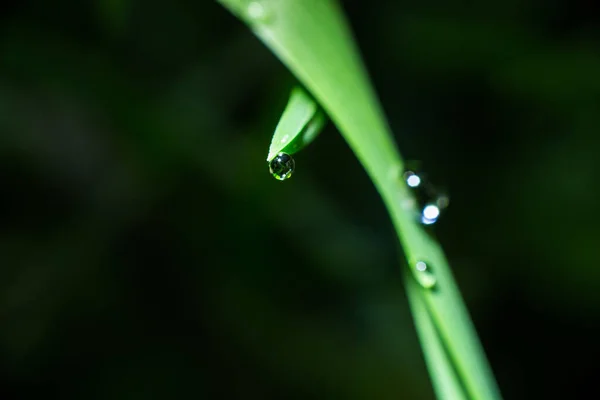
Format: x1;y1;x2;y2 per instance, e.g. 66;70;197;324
1;0;599;398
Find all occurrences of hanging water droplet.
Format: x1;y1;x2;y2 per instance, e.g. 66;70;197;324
413;260;436;289
246;1;272;23
269;152;295;181
402;165;449;225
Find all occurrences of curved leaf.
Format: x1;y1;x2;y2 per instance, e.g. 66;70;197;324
267;86;326;161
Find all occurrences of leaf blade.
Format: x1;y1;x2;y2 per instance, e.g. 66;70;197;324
405;267;469;400
218;1;502;399
267;87;325;161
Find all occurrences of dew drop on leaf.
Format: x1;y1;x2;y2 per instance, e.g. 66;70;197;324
404;170;421;188
413;261;436;289
246;1;272;23
421;203;440;225
402;167;449;225
269;152;295;181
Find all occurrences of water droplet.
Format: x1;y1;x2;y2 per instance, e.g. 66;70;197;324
421;204;440;225
423;204;440;220
246;1;272;23
269;152;295;181
404;171;421;188
280;134;289;144
413;261;436;289
402;165;449;225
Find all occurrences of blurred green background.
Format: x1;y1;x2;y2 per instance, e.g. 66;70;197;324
1;0;599;398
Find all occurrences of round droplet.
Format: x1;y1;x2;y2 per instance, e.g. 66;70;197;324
269;152;295;181
246;1;272;23
413;261;436;289
402;165;449;225
421;204;440;225
404;171;422;188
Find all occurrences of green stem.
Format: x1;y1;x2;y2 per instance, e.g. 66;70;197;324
405;267;469;400
218;1;502;398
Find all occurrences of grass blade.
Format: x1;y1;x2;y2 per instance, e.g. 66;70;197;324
267;86;326;161
218;1;502;398
405;266;468;400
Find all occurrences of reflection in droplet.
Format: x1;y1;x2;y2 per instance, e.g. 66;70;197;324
402;165;449;225
405;172;421;188
421;216;436;225
413;261;436;289
436;194;450;209
423;204;440;220
421;204;440;225
269;152;295;181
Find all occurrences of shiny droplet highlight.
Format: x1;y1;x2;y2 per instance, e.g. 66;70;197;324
413;261;436;289
404;171;422;188
402;165;449;225
421;204;440;225
269;152;295;181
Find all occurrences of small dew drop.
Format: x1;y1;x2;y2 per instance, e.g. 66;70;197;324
404;171;421;188
401;165;449;226
421;204;440;225
413;261;436;289
401;197;416;211
423;204;440;220
246;1;272;23
269;152;295;181
280;134;289;144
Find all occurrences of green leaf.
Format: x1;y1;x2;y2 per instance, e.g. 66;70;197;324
218;1;502;399
267;86;326;161
405;266;468;400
